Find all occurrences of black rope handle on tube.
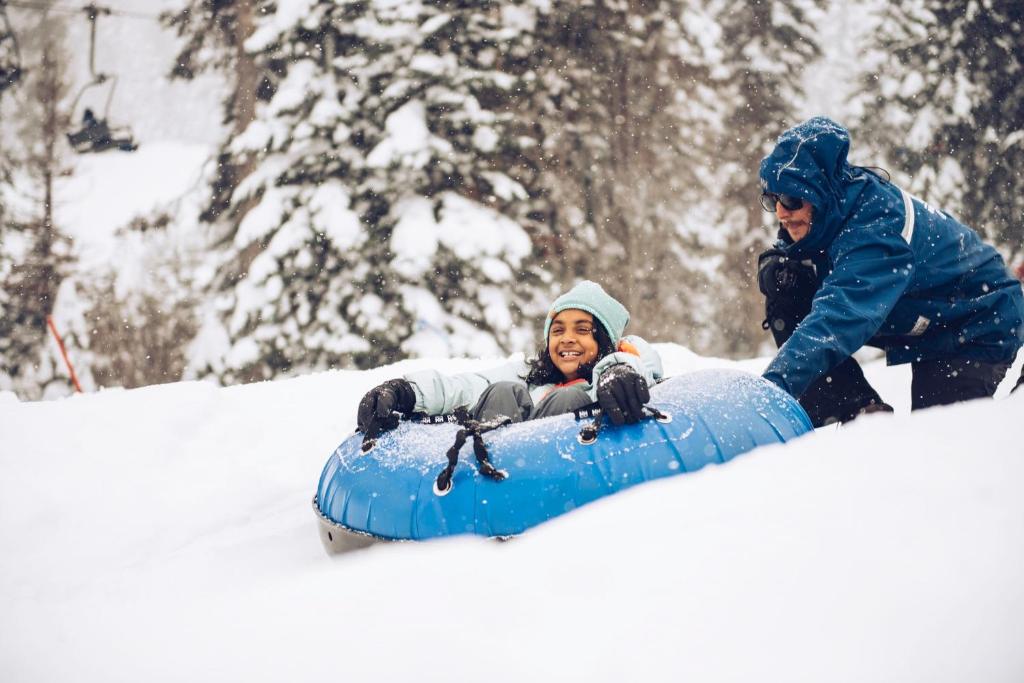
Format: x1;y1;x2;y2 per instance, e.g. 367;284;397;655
434;408;511;495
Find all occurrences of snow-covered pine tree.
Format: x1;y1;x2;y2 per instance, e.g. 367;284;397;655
72;210;203;391
703;0;824;356
522;0;722;343
191;0;545;383
856;0;1024;259
162;0;263;221
347;1;546;360
0;7;74;398
0;1;20;96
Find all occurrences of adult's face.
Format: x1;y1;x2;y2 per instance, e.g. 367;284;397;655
777;199;813;243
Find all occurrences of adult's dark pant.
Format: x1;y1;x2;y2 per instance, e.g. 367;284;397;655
910;357;1015;410
762;263;1018;426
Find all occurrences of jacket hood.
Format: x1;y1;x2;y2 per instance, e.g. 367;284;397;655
759;117;871;256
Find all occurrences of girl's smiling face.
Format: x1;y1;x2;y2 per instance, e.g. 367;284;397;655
547;309;600;381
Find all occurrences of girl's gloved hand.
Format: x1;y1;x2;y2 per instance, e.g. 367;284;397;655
596;364;650;426
357;379;416;433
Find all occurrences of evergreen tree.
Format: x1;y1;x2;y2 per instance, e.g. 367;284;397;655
856;0;1024;259
0;0;22;96
0;7;74;398
704;0;824;356
77;240;200;391
162;0;263;221
523;0;723;343
192;0;546;382
352;1;548;359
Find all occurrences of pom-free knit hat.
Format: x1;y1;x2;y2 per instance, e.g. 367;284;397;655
543;280;630;344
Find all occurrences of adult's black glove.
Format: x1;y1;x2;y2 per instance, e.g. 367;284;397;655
757;248;818;298
758;248;819;346
596;364;650;426
357;378;416;433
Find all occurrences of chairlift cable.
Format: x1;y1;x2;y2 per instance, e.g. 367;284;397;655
5;1;159;21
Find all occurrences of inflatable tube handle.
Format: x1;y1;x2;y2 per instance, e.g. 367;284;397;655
577;404;671;444
435;429;467;494
434;412;512;495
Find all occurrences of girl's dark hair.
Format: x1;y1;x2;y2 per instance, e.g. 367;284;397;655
522;319;617;386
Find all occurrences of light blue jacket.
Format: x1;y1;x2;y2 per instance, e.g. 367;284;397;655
760;117;1024;399
404;335;664;415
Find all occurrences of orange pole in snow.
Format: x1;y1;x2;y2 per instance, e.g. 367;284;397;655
46;315;83;393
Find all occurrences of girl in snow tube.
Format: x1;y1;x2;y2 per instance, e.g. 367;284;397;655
313;282;813;553
356;280;665;443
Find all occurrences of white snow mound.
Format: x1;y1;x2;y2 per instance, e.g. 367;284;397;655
0;346;1021;682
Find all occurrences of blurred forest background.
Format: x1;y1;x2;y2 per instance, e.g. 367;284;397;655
0;0;1021;399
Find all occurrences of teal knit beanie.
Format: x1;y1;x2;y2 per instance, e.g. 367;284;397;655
543;280;630;344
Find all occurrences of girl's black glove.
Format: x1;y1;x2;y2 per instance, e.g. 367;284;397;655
596;364;650;426
357;379;416;433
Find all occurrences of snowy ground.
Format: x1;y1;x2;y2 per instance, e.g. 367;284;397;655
1;345;1022;682
57;142;214;270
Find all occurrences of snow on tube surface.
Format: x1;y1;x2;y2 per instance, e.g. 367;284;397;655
314;369;811;551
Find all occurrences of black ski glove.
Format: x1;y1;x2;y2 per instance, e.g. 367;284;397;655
757;248;788;297
357;378;417;433
758;248;819;346
757;248;817;298
596;364;650;426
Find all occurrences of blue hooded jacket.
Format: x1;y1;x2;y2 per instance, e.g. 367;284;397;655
760;117;1024;399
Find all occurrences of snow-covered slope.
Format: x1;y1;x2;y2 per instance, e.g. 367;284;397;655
57;142;213;270
1;346;1021;682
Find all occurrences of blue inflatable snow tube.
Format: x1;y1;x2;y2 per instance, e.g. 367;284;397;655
314;369;811;543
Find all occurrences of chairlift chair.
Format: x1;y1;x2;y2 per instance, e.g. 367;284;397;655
67;106;137;153
65;3;137;154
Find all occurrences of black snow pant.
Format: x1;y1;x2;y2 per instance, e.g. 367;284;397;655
760;255;1018;426
469;381;592;423
910;357;1015;410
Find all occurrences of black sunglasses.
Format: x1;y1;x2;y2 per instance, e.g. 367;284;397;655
760;192;805;212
